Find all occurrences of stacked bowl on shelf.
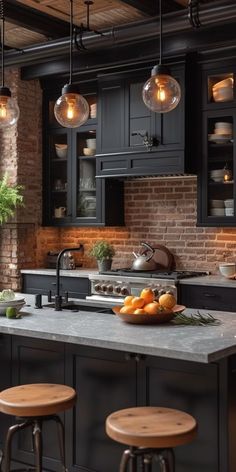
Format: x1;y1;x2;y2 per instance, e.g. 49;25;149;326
209;168;225;182
209;198;234;216
208;121;233;144
83;138;96;157
212;77;233;102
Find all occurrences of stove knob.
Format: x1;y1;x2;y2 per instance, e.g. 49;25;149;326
107;284;113;293
101;284;107;292
158;289;166;296
94;284;101;293
114;285;121;294
120;286;129;296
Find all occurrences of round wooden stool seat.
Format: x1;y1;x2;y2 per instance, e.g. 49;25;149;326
0;383;77;417
106;406;197;449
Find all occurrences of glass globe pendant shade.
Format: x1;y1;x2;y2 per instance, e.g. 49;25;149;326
0;87;20;129
142;65;181;113
54;84;89;128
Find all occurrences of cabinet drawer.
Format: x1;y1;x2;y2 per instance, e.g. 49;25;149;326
22;274;90;299
179;284;235;311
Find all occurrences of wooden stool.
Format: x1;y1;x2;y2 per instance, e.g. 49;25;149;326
0;383;77;472
106;406;197;471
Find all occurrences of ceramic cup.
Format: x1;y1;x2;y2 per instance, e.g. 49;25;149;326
54;207;66;218
219;262;236;278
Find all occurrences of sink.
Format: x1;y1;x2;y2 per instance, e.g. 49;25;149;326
43;302;114;314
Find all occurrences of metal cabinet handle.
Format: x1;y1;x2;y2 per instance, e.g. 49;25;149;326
204;293;217;298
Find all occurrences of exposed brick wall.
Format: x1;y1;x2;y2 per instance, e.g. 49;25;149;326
1;70;236;291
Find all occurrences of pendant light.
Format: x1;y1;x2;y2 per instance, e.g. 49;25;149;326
0;0;19;129
142;0;181;113
54;0;89;128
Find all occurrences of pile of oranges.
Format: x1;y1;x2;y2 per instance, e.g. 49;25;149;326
119;288;177;315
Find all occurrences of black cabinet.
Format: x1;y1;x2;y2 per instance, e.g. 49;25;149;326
198;58;236;226
0;334;233;471
43;86;124;227
179;283;236;311
65;345;136;472
96;63;192;178
11;336;65;471
22;273;90;299
0;335;12;450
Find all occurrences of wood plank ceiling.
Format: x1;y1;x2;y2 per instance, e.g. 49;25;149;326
3;0;213;50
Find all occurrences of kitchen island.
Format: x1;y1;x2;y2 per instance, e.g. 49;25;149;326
0;294;236;472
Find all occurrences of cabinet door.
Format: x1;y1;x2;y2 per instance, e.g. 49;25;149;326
65;345;136;472
137;356;219;472
11;336;65;471
98;78;126;153
0;335;12;450
179;284;236;311
22;274;90;299
161;66;185;150
199;109;236;226
43;126;72;226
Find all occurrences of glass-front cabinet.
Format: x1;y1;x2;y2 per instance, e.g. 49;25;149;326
199;59;236;226
43;86;123;227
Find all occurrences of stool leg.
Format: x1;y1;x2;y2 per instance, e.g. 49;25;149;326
53;415;67;472
119;448;132;472
159;449;175;472
33;420;42;472
143;453;152;472
3;420;32;472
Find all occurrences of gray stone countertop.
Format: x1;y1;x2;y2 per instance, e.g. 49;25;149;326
20;269;98;277
179;274;236;287
2;294;236;364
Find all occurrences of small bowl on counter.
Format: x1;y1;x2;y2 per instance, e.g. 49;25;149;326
219;262;236;279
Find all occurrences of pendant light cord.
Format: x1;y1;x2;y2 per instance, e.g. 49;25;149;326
69;0;73;85
0;0;4;87
159;0;162;65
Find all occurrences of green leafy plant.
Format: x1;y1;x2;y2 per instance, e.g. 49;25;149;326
89;240;115;261
0;174;24;224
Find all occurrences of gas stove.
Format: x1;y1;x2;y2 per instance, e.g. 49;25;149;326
87;270;208;306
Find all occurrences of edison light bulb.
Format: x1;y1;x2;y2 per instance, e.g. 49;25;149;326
0;88;19;129
142;65;181;114
54;85;89;128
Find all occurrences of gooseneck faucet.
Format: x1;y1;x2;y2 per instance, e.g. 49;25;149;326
54;245;84;311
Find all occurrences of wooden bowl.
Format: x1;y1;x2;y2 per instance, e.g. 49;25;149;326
112;305;186;325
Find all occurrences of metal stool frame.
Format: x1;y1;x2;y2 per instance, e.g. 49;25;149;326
2;414;66;472
119;446;175;472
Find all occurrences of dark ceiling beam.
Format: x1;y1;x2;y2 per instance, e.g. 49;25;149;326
5;0;69;38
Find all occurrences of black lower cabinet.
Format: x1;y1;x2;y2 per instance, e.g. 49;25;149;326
0;335;12;450
0;335;234;472
65;345;137;472
137;356;219;472
11;336;65;472
22;274;90;299
179;284;235;311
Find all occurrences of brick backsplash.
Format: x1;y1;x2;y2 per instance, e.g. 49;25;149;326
1;71;236;290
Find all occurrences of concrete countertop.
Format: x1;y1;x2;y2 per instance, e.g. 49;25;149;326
179;274;236;288
1;294;236;364
21;269;99;277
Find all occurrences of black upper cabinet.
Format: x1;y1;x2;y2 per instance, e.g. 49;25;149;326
198;57;236;227
96;62;192;178
42;86;124;227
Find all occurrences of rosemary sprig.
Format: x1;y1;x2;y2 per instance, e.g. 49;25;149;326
171;311;221;326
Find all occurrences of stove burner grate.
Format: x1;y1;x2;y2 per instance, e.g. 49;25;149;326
99;269;209;280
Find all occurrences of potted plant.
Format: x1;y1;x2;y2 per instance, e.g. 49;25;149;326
89;240;115;272
0;174;24;224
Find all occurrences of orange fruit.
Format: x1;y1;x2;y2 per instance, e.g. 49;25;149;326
120;305;134;314
134;308;146;315
159;293;176;310
144;302;160;315
124;295;135;306
131;297;145;309
140;288;155;304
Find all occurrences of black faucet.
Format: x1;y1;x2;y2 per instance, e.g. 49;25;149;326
54;245;84;311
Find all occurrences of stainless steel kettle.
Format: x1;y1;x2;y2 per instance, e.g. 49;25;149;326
131;242;158;271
